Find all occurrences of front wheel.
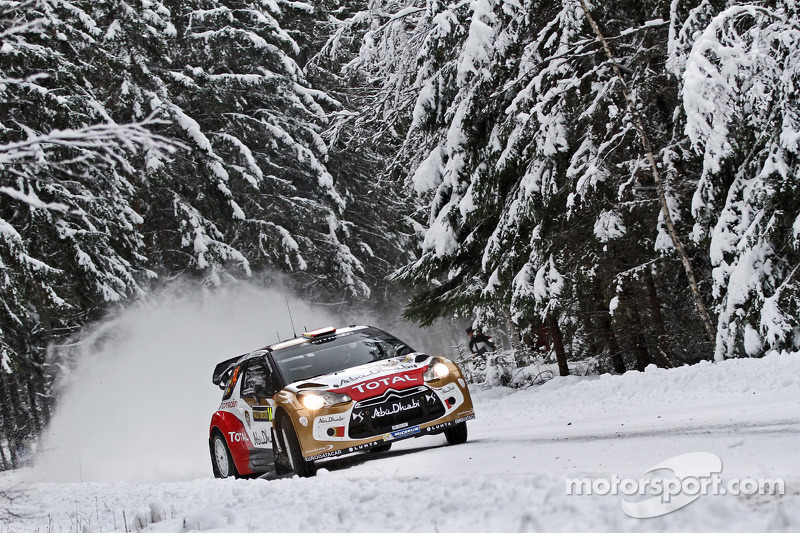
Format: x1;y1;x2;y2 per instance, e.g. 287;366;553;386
444;422;468;445
211;433;238;478
272;428;293;475
280;417;317;477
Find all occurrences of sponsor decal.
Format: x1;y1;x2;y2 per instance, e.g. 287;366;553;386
348;441;383;452
252;407;273;422
352;391;439;423
334;368;427;400
276;391;297;407
307;444;335;454
332;368;386;388
455;409;475;418
227;431;249;444
385;425;420;441
373;398;420;418
440;384;456;394
353;374;418;394
457;378;466;388
326;426;346;438
220;400;237;410
252;429;270;446
224;366;240;398
392;422;409;431
425;414;476;433
317;414;346;424
245;411;251;428
299;416;309;427
305;449;343;461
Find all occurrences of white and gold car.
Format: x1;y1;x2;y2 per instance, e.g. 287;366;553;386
209;325;475;477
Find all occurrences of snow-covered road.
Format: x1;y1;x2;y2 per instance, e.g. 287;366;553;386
4;353;799;532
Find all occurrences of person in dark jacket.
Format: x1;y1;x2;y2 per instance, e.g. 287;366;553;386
466;326;496;355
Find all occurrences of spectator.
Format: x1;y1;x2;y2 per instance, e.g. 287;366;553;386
466;326;496;355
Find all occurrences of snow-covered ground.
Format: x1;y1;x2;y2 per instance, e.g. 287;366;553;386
2;353;798;532
1;287;798;532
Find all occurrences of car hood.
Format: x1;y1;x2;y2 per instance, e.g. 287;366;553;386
286;353;433;401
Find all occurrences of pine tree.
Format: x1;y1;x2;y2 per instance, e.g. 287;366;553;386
349;0;718;372
0;0;391;461
0;0;177;459
673;1;800;359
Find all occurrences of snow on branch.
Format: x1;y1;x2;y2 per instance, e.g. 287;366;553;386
0;114;182;170
0;187;68;212
683;5;800;175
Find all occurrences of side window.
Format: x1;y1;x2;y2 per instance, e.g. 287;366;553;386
241;361;278;398
221;365;241;401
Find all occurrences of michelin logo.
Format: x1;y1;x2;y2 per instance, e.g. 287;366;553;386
385;425;420;441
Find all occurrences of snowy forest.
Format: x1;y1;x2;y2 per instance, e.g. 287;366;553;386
1;0;799;470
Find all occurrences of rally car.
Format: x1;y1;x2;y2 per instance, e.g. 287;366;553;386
209;325;475;478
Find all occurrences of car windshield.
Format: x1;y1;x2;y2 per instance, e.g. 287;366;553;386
271;328;415;384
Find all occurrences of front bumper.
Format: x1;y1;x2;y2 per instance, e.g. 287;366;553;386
278;374;475;462
303;409;476;461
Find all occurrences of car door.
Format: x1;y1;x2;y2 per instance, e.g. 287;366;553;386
239;356;279;450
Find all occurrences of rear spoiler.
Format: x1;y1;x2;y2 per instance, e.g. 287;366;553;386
212;353;246;386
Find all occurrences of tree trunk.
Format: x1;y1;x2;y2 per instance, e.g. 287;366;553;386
547;314;569;376
502;308;523;352
645;270;674;368
621;281;655;371
577;0;716;353
26;377;41;436
598;307;626;373
0;440;8;470
0;372;18;469
634;334;651;371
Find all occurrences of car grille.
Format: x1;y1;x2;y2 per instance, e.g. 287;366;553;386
348;386;445;439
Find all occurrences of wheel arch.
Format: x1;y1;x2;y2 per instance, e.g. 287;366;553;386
209;412;253;476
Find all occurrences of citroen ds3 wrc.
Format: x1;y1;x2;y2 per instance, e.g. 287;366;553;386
209;325;475;477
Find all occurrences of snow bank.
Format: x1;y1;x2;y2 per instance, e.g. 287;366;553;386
480;353;800;428
4;462;797;533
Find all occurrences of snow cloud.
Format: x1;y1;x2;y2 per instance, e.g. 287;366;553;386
25;282;337;483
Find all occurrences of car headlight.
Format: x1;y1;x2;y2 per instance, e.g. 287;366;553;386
424;357;451;381
297;390;352;411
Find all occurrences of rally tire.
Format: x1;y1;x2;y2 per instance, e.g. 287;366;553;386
444;422;468;445
280;417;317;478
211;432;239;479
272;428;293;475
368;442;392;453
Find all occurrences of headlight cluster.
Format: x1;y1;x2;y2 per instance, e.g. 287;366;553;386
423;357;451;381
297;390;352;411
